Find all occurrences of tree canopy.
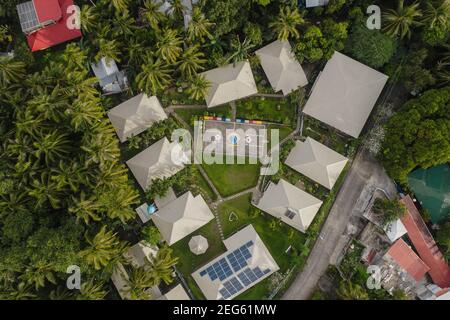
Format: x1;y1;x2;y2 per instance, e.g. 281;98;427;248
379;86;450;183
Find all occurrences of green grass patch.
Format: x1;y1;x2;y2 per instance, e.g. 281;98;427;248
201;158;261;197
236;96;296;125
174;106;232;128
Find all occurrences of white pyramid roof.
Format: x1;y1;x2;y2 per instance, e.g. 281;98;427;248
285;137;348;189
256;179;323;232
126;137;188;190
303;51;388;138
255;40;308;95
151;192;214;246
201;60;257;108
108;93;167;142
189;235;209;255
384;219;407;243
158;284;191;300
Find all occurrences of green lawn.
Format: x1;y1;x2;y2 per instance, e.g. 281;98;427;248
174;105;232;128
201;159;261;197
236;96;296;125
217;193;307;299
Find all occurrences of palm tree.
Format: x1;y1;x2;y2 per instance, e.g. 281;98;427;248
0;56;26;87
226;36;255;65
66;95;105;132
89;162;129;189
80;226;128;270
95;39;121;63
421;0;450;29
187;7;214;42
169;0;186;21
20;262;57;291
126;39;146;67
112;11;136;37
123;266;154;300
32;130;71;166
103;0;129;13
136;54;173;94
187;74;210;101
49;286;74;300
178;45;206;79
27;172;62;209
51;161;87;192
27;87;69;123
337;281;369;300
81;132;120;168
80;5;99;33
156;28;183;64
140;0;166;30
145;244;179;286
270;6;304;40
0;282;36;300
76;279;108;300
97;185;139;223
68;192;101;224
382;0;423;39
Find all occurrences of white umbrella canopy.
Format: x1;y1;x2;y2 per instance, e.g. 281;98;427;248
189;235;209;255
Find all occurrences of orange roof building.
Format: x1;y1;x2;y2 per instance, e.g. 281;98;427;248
385;239;430;282
401;195;450;287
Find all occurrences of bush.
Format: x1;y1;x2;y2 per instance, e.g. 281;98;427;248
347;24;396;69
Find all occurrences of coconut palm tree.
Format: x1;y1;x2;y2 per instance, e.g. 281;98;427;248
337;281;369;300
66;95;105;132
270;6;304;40
97;185;139;223
32;130;71;166
140;0;166;30
81;132;121;168
136;54;173;94
49;286;74;300
95;39;121;63
51;161;87;192
80;226;128;270
103;0;129;13
145;244;179;286
178;45;206;79
126;39;147;67
0;282;36;300
69;191;101;224
382;0;423;39
226;36;255;65
28;172;62;209
113;11;136;37
421;0;450;29
76;279;108;300
20;261;57;291
80;5;99;33
123;266;155;300
187;7;214;42
156;28;183;64
0;56;26;87
89;162;129;189
187;74;210;101
169;0;186;21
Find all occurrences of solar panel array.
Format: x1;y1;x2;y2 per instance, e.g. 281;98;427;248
17;1;40;33
199;240;273;299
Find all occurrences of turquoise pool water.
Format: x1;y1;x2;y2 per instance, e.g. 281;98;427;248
408;164;450;224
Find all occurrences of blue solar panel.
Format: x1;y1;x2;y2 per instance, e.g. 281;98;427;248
254;267;264;278
230;277;244;291
219;288;231;299
200;270;207;277
202;258;234;282
263;268;271;275
237;271;251;286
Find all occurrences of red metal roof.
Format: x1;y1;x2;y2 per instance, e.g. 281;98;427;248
34;0;62;24
386;239;430;282
27;0;81;52
401;195;450;287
